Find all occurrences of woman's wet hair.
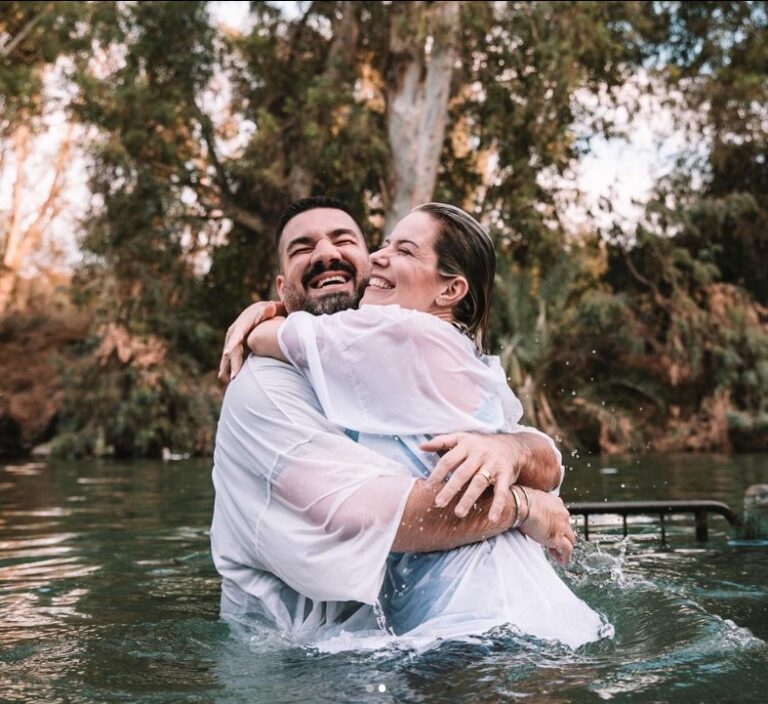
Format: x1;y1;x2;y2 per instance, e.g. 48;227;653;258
414;203;496;353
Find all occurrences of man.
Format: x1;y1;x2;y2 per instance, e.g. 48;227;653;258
211;197;574;641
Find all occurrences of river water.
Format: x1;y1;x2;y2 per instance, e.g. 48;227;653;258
1;454;767;703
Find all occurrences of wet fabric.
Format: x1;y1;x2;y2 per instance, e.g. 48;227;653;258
278;305;609;648
211;356;416;642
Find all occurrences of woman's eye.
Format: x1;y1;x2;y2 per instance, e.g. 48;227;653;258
398;248;413;256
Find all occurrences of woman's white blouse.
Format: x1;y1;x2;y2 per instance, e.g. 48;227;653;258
278;304;525;436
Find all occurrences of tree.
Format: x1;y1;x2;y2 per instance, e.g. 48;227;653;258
0;1;91;312
13;0;767;456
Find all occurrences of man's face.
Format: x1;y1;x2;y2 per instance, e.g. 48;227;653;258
276;208;371;315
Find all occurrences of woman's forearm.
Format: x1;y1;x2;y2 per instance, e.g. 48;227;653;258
247;317;288;361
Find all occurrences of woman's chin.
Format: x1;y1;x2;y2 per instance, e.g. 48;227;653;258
361;288;396;306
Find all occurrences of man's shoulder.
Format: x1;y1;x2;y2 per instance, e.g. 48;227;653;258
221;354;326;421
230;355;305;392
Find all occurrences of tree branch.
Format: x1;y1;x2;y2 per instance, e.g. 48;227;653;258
0;6;51;58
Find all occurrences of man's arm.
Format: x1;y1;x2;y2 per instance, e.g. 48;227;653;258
392;478;575;564
421;431;562;523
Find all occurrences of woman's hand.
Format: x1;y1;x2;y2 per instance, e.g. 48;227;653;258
218;300;286;382
518;488;576;566
421;432;530;523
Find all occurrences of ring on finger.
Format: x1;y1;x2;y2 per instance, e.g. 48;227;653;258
476;468;493;485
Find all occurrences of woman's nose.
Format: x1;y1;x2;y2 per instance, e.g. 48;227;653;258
370;247;390;266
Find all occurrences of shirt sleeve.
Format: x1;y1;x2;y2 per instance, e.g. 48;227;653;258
277;305;523;436
211;358;416;605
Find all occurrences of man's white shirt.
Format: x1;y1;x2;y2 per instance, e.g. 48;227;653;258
210;356;415;639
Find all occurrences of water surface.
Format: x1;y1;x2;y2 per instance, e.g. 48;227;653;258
1;454;767;702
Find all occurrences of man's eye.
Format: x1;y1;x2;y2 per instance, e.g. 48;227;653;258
290;248;312;256
336;238;356;246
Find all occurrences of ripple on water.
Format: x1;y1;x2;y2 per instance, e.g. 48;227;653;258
2;456;768;703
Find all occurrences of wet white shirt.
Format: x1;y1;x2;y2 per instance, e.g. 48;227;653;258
274;305;607;648
210;356;416;641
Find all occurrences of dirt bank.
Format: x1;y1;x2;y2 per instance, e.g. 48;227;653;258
0;306;90;457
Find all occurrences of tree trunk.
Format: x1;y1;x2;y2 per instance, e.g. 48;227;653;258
0;123;72;314
0;123;31;313
383;1;460;233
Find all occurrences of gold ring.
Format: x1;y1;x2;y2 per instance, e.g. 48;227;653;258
477;468;493;485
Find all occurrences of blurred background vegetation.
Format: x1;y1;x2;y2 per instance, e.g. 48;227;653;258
1;0;766;459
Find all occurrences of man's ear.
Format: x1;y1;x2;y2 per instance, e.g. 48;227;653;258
436;276;469;307
275;274;285;301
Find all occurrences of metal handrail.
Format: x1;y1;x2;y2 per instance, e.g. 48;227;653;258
566;500;741;541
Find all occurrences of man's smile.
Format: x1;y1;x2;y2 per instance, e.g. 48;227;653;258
308;271;352;290
301;261;358;295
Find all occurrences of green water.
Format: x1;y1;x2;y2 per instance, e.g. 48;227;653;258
1;454;767;703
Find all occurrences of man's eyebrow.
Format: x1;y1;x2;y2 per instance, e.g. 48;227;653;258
286;229;359;251
285;236;315;251
328;228;359;238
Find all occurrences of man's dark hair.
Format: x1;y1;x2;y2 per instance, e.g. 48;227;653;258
274;197;360;247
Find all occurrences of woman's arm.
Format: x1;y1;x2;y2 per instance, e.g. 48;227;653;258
246;317;288;361
218;300;286;381
277;306;516;435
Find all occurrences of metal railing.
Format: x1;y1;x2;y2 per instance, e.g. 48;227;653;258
567;500;741;542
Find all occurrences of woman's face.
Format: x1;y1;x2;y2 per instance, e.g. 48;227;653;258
361;211;449;312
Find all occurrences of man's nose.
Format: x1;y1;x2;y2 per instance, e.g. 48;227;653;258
310;238;342;266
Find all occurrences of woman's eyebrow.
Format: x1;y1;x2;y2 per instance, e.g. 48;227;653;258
386;238;420;248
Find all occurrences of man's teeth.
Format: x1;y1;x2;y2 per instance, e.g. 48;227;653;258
315;275;347;288
369;277;393;289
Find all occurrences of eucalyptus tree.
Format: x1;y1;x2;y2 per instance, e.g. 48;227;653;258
48;0;768;455
0;1;93;312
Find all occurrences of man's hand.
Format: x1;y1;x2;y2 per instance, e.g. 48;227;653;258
519;488;576;566
421;431;559;524
218;301;286;382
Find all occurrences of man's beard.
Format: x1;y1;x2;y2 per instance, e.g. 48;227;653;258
282;262;369;315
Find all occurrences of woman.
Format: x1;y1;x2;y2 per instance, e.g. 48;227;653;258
241;203;610;648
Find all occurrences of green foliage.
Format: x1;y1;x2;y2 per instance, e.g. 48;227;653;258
10;0;766;455
0;1;95;134
50;329;220;459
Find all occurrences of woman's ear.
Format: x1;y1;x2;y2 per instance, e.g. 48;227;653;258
436;276;469;307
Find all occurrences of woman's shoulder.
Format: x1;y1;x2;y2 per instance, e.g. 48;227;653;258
356;305;472;340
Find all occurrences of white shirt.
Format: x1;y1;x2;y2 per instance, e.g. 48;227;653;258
210;356;416;641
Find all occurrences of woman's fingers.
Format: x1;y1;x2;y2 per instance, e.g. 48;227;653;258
552;536;573;565
221;342;244;381
420;434;459;454
434;457;481;508
425;440;466;487
454;472;494;517
218;301;277;382
488;481;512;524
